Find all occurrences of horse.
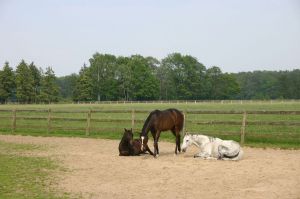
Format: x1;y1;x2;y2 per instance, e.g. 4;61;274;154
140;108;184;157
119;128;153;156
181;133;243;160
132;135;154;156
119;128;134;156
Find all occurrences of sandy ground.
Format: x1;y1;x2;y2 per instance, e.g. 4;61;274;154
0;135;299;199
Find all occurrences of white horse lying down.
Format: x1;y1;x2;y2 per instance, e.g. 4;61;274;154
181;134;243;160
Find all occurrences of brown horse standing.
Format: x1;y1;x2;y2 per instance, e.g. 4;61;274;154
140;108;184;157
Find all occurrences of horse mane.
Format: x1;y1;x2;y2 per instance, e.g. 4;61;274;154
208;136;216;142
141;109;160;136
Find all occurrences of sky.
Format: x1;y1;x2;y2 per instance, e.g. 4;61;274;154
0;0;299;76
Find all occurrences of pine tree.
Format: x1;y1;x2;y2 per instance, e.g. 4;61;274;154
29;62;42;103
40;67;60;103
0;62;15;103
15;60;34;103
73;65;93;101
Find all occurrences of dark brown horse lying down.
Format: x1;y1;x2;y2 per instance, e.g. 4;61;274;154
119;128;153;156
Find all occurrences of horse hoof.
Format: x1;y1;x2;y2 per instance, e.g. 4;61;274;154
154;154;159;158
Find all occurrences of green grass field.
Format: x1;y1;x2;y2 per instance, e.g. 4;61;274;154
0;141;72;199
0;101;300;149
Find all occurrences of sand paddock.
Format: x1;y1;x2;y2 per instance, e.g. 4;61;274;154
0;135;299;199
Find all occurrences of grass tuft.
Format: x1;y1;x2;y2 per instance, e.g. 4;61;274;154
0;141;74;199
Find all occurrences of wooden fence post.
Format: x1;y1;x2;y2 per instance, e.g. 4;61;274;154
86;110;91;136
240;111;247;145
47;108;51;134
131;109;135;132
12;109;16;133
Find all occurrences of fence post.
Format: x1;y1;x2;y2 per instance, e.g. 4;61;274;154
240;111;247;145
131;109;135;132
86;110;91;136
47;108;51;134
12;109;16;133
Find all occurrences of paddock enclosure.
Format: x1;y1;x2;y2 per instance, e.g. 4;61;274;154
0;135;299;199
0;101;300;148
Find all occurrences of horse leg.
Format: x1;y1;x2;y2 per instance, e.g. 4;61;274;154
145;145;154;155
217;145;225;160
171;129;177;154
151;130;156;156
176;133;181;154
194;152;205;158
156;133;161;155
172;128;181;154
119;150;130;156
194;152;210;159
154;131;160;157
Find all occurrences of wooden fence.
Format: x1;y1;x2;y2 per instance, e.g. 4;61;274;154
74;99;300;105
3;99;300;105
0;109;300;145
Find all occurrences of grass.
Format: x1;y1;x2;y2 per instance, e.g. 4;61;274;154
0;100;300;111
0;141;72;199
0;101;300;149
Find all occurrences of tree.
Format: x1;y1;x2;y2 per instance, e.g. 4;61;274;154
29;62;42;103
288;69;300;99
156;59;175;100
116;56;132;100
128;55;159;100
40;67;60;103
0;62;15;103
57;73;79;100
219;73;240;99
15;60;34;103
277;70;300;99
206;66;223;99
89;53;118;101
206;67;240;99
161;53;206;100
73;65;93;101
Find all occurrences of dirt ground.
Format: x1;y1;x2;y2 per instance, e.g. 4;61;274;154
0;135;299;199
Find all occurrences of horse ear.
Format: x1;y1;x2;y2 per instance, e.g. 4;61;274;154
130;128;132;132
124;128;127;131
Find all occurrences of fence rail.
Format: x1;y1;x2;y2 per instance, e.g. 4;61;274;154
72;99;300;104
0;109;299;145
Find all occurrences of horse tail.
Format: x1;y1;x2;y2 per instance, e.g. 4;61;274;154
224;148;243;161
236;149;244;160
174;109;184;132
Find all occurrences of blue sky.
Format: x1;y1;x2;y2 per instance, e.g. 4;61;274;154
0;0;299;76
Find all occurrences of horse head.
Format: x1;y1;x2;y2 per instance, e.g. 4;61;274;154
123;128;133;145
181;134;193;152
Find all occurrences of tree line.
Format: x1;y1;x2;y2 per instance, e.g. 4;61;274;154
0;60;59;103
57;53;241;101
0;53;299;103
